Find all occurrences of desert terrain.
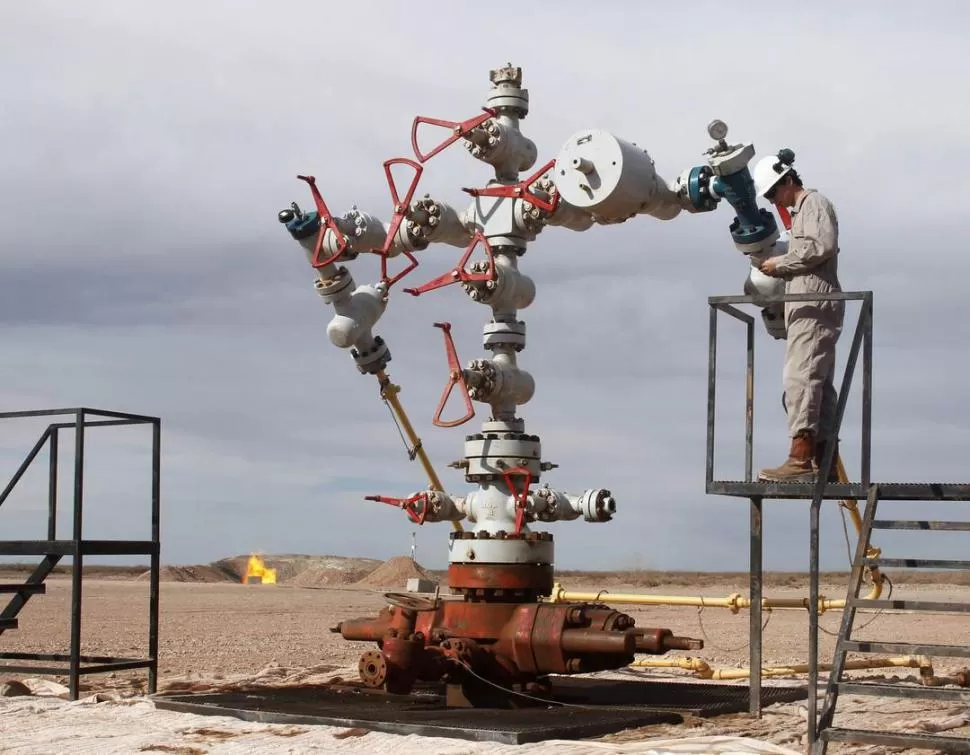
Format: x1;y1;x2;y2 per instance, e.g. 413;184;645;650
1;556;969;753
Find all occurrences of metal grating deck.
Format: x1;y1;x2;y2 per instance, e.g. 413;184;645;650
152;678;807;744
708;481;970;501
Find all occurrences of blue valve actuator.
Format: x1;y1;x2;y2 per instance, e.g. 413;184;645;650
686;164;778;249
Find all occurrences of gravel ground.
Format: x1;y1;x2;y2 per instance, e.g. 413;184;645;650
2;575;969;753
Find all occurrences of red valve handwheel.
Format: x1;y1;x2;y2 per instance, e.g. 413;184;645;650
431;322;474;428
402;231;495;297
502;466;533;535
461;158;560;214
376;157;424;288
364;492;430;525
410;108;497;163
296;174;350;269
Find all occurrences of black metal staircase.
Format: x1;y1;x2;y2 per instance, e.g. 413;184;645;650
0;555;59;639
814;483;970;754
0;408;161;700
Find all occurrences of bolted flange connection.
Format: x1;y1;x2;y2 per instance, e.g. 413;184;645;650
578;489;616;522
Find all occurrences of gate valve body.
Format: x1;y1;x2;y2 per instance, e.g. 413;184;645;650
464;357;535;407
461;254;535;310
462;116;538;173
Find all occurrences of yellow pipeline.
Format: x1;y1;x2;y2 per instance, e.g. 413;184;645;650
376;371;463;533
548;454;886;611
630;655;932;680
547;585;846;614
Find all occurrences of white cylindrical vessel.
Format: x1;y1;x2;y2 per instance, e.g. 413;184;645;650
554;129;682;222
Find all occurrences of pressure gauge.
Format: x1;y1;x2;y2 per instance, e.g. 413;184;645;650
707;119;729;141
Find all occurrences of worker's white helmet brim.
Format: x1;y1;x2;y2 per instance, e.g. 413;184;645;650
752;154;792;198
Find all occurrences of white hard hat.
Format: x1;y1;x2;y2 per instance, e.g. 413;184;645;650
752;154;792;198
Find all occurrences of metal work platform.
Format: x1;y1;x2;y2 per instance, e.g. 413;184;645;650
153;678;807;745
709;481;970;501
0;408;161;700
706;291;970;752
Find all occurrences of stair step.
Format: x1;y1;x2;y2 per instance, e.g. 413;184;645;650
849;598;970;613
865;557;970;570
838;681;970;702
873;519;970;531
0;619;18;630
0;584;46;594
841;639;970;658
823;727;970;752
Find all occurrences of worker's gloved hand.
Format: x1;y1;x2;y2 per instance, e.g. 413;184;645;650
761;305;787;340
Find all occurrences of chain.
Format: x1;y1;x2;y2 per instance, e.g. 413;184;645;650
379;379;419;461
694;606;772;652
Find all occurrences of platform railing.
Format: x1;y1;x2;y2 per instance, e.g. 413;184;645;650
705;290;872;735
0;408;161;700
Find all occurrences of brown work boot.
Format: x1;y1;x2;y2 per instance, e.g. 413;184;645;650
814;439;840;482
758;432;817;482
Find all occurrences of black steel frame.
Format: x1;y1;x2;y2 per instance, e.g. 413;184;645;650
706;291;872;737
0;408;160;700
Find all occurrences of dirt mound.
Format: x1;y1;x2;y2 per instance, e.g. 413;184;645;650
138;565;235;583
136;555;386;586
290;557;382;587
355;556;437;588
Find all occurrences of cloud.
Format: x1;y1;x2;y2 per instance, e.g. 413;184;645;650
2;1;970;577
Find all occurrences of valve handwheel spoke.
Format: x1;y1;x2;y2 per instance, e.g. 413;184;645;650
411;108;497;163
502;466;532;534
296;174;349;268
377;157;424;288
402;231;495;297
462;158;560;214
431;322;474;428
364;492;430;525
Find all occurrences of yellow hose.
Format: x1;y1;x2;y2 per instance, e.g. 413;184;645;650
834;455;884;599
376;371;463;533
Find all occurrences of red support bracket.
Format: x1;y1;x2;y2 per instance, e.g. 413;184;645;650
376;157;424;288
461;158;560;214
364;492;430;525
411;108;497;163
296;174;349;269
402;231;495;297
502;466;533;535
431;322;474;428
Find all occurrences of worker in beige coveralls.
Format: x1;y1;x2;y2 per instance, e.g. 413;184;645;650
751;153;844;482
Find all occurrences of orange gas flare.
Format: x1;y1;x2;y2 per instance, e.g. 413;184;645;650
242;553;277;585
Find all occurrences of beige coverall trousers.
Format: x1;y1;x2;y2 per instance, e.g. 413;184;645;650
773;189;844;442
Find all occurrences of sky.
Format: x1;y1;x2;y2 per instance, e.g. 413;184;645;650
2;1;970;573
